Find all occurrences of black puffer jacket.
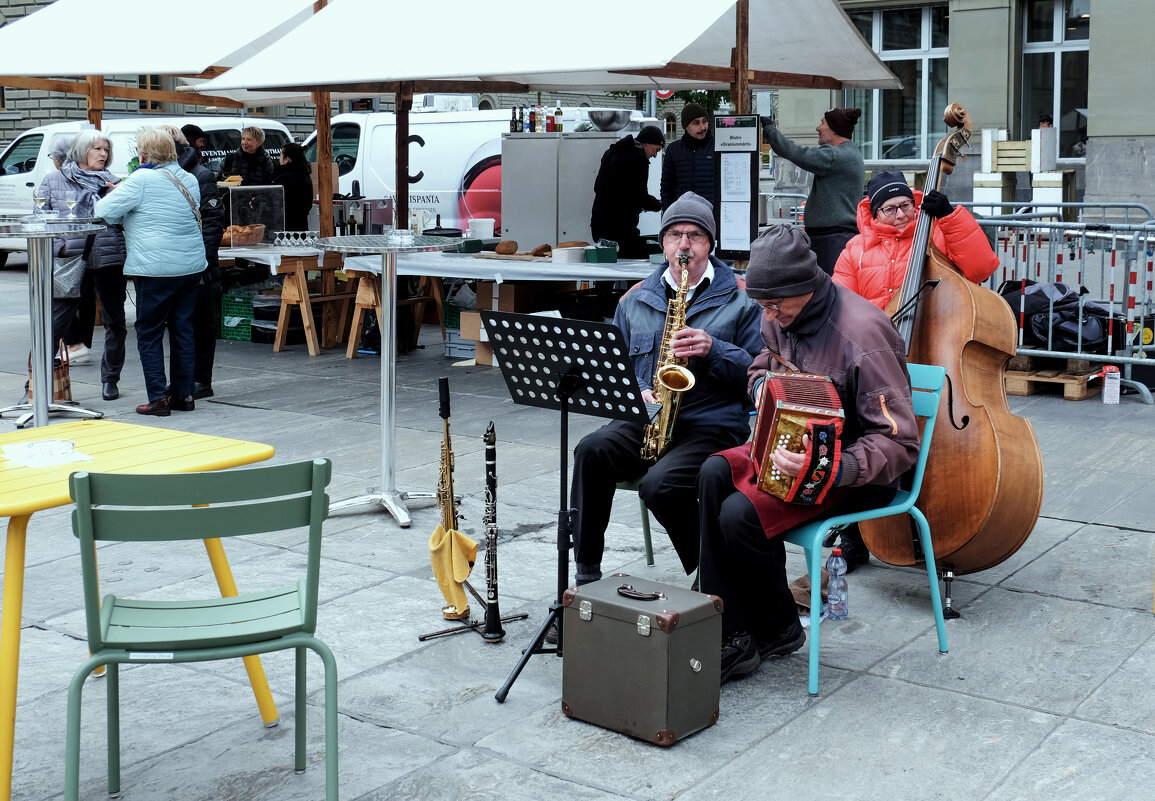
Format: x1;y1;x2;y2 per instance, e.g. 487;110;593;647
660;132;715;210
590;135;661;237
273;164;314;231
178;144;225;290
221;146;274;186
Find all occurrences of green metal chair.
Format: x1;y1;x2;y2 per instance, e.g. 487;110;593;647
782;363;950;695
65;459;338;800
616;477;655;566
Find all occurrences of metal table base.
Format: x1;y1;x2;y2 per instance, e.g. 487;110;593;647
318;234;460;527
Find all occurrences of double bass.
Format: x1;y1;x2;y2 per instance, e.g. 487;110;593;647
860;103;1044;586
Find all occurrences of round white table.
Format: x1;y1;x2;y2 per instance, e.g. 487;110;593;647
317;233;462;527
0;217;106;429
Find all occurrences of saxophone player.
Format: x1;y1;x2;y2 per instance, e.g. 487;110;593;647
569;192;763;587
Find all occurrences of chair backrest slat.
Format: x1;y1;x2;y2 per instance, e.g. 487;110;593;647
83;494;326;542
903;363;946;498
76;460;327;507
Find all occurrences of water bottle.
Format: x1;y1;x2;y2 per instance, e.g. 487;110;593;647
826;547;848;620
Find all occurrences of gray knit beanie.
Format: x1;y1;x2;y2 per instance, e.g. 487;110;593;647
745;226;825;298
659;191;716;248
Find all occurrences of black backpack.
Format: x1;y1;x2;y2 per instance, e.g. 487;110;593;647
997;279;1126;354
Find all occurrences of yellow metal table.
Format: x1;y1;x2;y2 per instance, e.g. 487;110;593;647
0;420;279;801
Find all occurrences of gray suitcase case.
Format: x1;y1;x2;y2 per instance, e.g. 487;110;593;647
561;574;722;745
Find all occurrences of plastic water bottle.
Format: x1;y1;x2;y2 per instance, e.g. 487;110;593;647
827;547;848;620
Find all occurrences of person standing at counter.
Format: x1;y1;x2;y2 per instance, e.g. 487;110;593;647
761;108;864;274
590;125;665;260
661;103;715;210
273;143;314;232
95;128;206;417
166;125;225;401
221;126;274;186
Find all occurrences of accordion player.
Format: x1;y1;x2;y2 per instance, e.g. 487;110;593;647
750;372;844;505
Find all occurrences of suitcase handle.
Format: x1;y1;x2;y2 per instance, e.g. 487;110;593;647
617;583;665;601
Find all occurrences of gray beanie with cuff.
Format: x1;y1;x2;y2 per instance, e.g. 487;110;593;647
659;191;716;249
745;226;825;298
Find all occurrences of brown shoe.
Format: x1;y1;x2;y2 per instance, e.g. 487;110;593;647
169;395;195;412
136;397;171;417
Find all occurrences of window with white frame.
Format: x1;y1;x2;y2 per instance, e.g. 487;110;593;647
1022;0;1089;158
844;4;949;161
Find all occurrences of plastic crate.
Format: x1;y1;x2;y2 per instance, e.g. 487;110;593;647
220;294;253;341
444;328;475;358
443;302;462;330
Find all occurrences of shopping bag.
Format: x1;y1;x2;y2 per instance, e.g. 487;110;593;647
26;340;72;402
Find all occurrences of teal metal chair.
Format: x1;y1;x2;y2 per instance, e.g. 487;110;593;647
616;477;655;565
782;363;950;695
65;459;338;800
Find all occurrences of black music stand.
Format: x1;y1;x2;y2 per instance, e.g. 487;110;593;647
484;311;649;703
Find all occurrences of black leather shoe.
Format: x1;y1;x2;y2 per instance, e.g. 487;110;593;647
101;382;119;401
755;623;806;661
136;397;171;417
169;395;195;412
720;631;761;683
191;382;214;400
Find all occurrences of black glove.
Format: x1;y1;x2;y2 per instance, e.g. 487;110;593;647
921;190;953;219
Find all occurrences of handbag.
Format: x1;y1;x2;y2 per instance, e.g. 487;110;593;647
52;254;87;299
26;340;72;402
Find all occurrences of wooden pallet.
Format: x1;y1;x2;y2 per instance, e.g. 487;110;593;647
1007;354;1096;375
1005;369;1100;400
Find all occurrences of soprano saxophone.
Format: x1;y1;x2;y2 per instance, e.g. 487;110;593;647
640;251;697;461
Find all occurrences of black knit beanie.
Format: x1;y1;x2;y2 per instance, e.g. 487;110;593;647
681;103;708;129
823;108;861;139
745;226;825;298
867;171;915;215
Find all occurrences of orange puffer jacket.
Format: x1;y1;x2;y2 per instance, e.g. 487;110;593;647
832;189;999;310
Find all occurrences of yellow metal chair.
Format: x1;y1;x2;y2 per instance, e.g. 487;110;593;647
65;459;338;800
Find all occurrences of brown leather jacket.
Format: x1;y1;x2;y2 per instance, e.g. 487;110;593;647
749;276;920;488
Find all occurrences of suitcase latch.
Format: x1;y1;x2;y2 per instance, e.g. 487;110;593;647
689;658;702;673
579;600;592;621
636;614;651;636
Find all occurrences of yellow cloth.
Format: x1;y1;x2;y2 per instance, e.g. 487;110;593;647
429;524;478;615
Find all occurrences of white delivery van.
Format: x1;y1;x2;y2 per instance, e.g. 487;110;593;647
0;116;292;265
302;107;656;236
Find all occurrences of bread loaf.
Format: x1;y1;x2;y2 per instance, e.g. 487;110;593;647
556;240;589;249
495;240;518;255
531;244;552;257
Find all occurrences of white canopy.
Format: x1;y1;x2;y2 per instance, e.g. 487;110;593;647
201;0;898;94
0;0;315;76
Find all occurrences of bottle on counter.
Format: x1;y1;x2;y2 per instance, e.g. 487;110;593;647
826;547;848;620
529;106;537;133
521;106;528;132
554;104;564;133
510;106;519;133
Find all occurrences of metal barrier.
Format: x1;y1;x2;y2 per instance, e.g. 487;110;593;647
965;203;1155;403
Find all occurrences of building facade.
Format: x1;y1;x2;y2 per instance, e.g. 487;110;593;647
766;0;1154;213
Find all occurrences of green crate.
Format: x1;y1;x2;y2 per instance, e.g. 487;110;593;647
220;294;253;341
443;302;462;330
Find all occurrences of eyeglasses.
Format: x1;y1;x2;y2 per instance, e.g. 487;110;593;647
663;229;708;244
758;300;784;312
877;200;915;218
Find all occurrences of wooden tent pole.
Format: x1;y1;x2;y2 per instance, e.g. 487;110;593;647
86;75;104;127
733;0;749;113
314;91;333;236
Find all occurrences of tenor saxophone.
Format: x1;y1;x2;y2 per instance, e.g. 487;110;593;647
640;251;697;461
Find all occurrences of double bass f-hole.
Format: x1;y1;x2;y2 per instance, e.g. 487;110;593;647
941;374;970;432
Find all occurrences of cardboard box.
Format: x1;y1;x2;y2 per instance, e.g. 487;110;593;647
475;280;556;313
459;311;493;365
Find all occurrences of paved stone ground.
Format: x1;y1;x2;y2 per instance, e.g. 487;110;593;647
2;253;1154;801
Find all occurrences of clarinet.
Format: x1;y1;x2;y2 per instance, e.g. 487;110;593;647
481;422;505;642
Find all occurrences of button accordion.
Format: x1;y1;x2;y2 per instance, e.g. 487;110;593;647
750;373;844;505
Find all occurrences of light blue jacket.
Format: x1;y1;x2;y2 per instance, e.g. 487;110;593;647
94;163;206;278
